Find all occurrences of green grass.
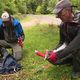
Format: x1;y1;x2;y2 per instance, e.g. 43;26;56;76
20;24;72;80
0;24;72;80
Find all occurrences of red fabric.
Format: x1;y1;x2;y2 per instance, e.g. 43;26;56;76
36;51;45;58
35;50;57;63
49;51;57;62
18;37;23;48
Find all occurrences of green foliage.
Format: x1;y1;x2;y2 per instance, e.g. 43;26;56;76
36;0;54;14
15;0;27;14
0;2;5;16
0;0;80;15
40;0;48;14
71;0;80;10
36;5;42;14
25;0;38;14
48;0;57;13
5;1;18;14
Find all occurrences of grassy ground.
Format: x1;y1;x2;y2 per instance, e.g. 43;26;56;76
20;24;72;80
0;24;72;80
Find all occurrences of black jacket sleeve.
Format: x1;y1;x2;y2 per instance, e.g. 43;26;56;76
55;23;66;49
56;28;80;59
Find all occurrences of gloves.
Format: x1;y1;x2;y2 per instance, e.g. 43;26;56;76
35;50;57;63
48;51;57;63
18;37;23;48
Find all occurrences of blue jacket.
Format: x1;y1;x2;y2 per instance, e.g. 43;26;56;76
0;18;24;41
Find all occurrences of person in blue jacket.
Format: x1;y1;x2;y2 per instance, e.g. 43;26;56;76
0;11;25;60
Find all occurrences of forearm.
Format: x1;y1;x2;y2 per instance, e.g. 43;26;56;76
54;43;67;52
56;32;80;59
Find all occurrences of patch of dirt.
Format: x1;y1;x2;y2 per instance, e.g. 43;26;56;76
21;15;61;28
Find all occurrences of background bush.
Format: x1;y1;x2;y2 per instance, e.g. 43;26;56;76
0;0;80;15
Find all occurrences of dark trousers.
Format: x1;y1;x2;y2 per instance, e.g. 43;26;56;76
72;50;80;72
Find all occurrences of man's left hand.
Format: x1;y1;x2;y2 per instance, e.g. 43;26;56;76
18;37;23;48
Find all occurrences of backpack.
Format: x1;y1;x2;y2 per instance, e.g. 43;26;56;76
0;54;21;74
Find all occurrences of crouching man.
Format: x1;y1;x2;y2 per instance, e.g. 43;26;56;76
0;11;25;60
35;0;80;79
